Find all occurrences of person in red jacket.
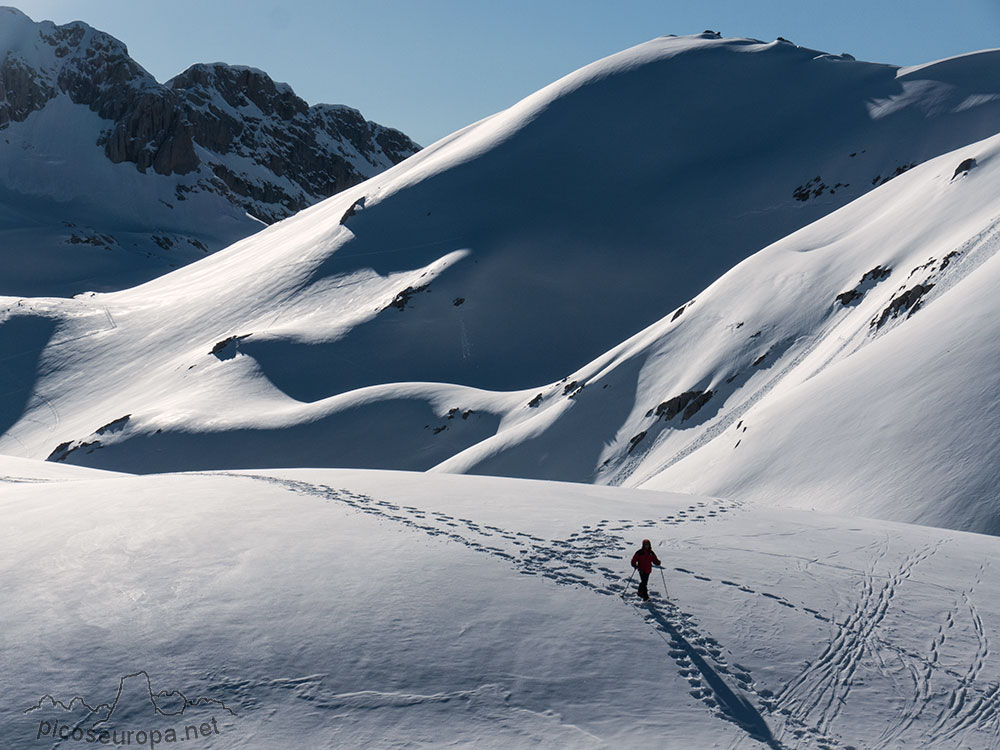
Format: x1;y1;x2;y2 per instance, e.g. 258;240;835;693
631;539;661;600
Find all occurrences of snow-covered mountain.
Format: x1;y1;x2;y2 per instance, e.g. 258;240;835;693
4;462;1000;749
5;28;1000;749
2;33;997;535
0;6;419;295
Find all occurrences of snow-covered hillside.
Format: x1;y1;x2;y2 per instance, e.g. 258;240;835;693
1;32;997;534
446;133;1000;535
4;465;1000;749
0;6;418;296
4;26;1000;748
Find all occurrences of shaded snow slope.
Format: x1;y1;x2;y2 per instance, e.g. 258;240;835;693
442;133;1000;533
1;33;998;533
4;131;998;535
3;468;1000;749
0;6;418;296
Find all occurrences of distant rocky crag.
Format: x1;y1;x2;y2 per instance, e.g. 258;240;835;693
0;6;419;223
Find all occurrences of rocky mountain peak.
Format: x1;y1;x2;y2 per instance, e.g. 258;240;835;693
0;7;421;294
2;6;419;191
170;63;307;120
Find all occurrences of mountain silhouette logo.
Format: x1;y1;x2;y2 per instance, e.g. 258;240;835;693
24;670;238;726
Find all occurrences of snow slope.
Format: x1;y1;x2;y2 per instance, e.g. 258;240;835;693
0;32;998;535
444;133;1000;534
3;467;1000;749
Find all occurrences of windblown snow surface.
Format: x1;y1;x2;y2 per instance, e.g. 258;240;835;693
4;461;1000;749
3;32;1000;749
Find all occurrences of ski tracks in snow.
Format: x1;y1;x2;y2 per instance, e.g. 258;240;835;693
923;558;999;747
769;537;1000;749
221;474;797;747
775;538;940;738
217;474;998;749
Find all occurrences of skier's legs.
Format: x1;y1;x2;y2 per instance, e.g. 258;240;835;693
638;569;650;599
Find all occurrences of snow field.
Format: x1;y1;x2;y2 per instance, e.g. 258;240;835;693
4;466;1000;748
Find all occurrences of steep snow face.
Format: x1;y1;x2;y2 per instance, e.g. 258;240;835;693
441;134;1000;533
3;467;1000;749
1;33;999;533
0;6;419;296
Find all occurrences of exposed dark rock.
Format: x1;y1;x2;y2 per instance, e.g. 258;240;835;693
835;289;862;306
681;390;714;421
653;391;700;421
628;431;647;453
67;231;115;247
836;265;891;306
752;353;768;367
939;251;960;270
793;176;828;202
792;175;854;201
2;9;419;226
210;333;251;359
952;158;977;179
527;393;543;408
47;439;101;462
861;266;892;284
388;284;428;311
453;297;465;307
340;195;365;224
95;414;130;435
104;91;198;175
0;56;57;127
874;163;917;187
47;440;73;461
871;283;935;329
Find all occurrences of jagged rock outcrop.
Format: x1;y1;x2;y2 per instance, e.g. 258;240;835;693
0;6;419;223
0;55;56;125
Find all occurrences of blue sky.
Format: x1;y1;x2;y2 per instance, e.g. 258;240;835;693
12;0;1000;146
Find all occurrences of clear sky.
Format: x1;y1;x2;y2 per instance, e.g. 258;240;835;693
10;1;1000;146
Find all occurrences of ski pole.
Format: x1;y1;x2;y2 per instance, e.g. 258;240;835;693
620;567;636;598
658;565;668;598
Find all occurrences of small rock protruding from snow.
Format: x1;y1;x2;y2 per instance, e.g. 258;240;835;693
952;157;977;179
871;283;935;330
210;334;251;360
341;196;366;225
835;265;892;306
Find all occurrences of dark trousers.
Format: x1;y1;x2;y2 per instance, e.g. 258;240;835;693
637;569;651;599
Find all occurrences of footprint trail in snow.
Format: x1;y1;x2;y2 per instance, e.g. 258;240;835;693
218;473;998;750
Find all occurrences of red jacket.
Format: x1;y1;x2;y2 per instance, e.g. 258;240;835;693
631;547;661;574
